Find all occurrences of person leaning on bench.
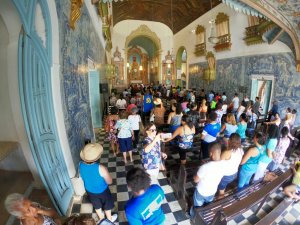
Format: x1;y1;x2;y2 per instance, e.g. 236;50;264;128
189;142;226;218
284;161;300;201
238;132;266;191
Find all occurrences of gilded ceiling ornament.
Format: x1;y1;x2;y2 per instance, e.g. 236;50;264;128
69;0;84;30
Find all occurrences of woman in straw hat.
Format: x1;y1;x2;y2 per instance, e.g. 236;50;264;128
79;143;117;223
152;96;166;126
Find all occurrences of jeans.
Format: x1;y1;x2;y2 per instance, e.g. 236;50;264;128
218;173;237;190
267;160;279;172
190;189;214;218
238;167;255;191
253;161;269;182
201;141;210;159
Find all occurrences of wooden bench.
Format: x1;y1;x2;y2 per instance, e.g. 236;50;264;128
169;164;200;211
255;198;294;225
191;169;293;225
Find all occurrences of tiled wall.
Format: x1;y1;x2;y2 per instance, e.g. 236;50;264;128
55;1;106;166
189;52;300;126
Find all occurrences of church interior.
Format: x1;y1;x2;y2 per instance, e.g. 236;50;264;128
0;0;300;224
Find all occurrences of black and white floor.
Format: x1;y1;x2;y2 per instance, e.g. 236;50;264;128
70;129;300;225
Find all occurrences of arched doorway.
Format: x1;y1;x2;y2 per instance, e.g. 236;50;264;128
176;47;187;87
125;25;162;85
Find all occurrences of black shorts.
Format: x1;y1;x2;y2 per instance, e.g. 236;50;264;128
87;187;114;210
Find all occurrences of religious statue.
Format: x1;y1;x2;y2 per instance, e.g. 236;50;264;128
131;56;139;80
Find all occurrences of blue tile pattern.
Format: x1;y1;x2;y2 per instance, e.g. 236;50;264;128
55;1;106;166
189;53;300;126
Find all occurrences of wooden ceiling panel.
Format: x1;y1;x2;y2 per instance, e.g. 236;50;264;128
112;0;221;33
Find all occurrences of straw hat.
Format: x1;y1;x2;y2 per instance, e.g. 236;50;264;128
80;143;103;163
154;98;162;105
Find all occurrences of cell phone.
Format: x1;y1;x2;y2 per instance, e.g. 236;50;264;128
161;133;172;139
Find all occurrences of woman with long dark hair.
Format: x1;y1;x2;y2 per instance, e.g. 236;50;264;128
253;124;279;182
163;115;195;164
167;103;183;133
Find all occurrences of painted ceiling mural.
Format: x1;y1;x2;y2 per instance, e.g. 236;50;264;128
258;0;300;38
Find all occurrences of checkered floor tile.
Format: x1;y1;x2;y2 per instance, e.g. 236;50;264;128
70;128;300;225
71;129;191;225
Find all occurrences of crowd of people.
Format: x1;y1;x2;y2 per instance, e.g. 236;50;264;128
5;82;299;225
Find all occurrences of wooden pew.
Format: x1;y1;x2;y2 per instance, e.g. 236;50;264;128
169;164;200;211
191;169;293;225
254;198;294;225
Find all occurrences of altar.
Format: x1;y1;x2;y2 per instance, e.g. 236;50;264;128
130;80;143;84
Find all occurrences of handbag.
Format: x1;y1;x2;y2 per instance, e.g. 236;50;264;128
71;164;86;196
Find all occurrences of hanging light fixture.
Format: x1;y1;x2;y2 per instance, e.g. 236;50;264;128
208;19;219;44
208;0;219;44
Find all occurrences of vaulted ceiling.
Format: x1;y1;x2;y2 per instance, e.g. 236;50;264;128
112;0;221;34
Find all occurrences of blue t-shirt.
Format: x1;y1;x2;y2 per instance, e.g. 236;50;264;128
143;94;153;113
202;123;221;143
259;138;278;164
125;184;165;225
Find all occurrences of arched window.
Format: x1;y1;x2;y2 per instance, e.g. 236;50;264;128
194;25;206;56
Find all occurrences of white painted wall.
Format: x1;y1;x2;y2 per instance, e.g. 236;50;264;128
173;3;291;88
0;16;15;141
0;0;42;185
112;20;174;83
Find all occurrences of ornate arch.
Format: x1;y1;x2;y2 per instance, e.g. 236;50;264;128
125;24;161;51
176;46;187;69
124;25;162;83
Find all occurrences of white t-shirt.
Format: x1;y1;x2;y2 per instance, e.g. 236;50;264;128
223;148;244;176
166;89;170;97
222;95;227;102
196;160;226;196
222;104;228;113
232;97;239;109
215;110;224;124
128;114;141;131
116;99;127;109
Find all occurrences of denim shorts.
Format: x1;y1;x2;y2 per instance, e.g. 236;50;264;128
218;173;237;190
118;137;132;152
87;187;114;210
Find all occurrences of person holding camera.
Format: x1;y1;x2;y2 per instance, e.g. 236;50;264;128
142;122;167;184
163;115;195;165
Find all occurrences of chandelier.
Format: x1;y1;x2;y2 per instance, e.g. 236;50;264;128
208;19;219;44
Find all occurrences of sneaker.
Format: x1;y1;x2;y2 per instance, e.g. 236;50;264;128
110;214;118;223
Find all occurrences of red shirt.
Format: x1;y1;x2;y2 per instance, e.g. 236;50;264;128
127;104;137;114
